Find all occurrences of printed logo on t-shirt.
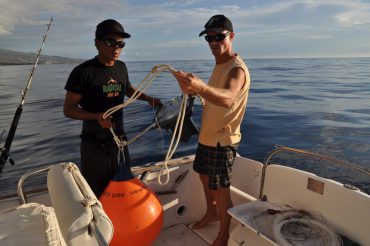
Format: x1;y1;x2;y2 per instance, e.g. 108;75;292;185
103;78;121;98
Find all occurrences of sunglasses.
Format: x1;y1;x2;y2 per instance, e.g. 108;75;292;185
103;38;125;48
204;32;230;42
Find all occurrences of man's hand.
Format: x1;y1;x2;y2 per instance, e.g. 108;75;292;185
97;112;112;129
171;70;205;95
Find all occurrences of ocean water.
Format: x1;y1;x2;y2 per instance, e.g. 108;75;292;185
0;58;369;194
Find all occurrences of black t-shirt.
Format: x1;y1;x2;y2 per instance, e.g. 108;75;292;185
65;57;130;142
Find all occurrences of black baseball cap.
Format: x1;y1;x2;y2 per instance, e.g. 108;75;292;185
199;15;233;37
95;19;131;40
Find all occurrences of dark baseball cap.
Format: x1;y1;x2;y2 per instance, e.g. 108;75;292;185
95;19;131;40
199;15;233;37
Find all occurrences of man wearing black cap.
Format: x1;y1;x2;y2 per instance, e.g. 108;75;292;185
64;19;162;197
172;15;250;246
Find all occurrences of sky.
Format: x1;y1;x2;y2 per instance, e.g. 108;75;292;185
0;0;370;61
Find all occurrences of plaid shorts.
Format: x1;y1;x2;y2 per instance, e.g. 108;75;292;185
193;143;238;190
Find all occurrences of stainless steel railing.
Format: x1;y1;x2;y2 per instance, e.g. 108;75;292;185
259;145;370;199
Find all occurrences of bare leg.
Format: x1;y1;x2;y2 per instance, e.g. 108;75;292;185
211;186;233;246
192;174;219;229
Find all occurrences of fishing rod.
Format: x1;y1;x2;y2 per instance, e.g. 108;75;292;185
0;17;53;174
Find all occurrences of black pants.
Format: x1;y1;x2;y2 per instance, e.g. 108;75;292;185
80;140;130;197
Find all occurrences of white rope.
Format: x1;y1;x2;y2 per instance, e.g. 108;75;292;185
103;64;187;185
65;163;100;206
273;210;342;246
103;64;177;119
157;93;188;185
107;64;177;151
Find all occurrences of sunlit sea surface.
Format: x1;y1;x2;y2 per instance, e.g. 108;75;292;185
0;58;369;194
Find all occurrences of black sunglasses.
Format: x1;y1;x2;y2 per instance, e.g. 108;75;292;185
205;32;230;43
103;38;125;48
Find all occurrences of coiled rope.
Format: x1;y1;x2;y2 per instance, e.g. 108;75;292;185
271;209;342;246
102;64;188;185
249;203;342;246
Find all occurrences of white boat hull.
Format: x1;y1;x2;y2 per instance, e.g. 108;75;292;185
1;149;369;246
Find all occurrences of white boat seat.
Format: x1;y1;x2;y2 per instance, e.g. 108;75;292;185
0;162;113;246
0;202;66;246
47;162;113;246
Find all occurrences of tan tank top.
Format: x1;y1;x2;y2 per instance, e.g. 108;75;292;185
199;55;250;147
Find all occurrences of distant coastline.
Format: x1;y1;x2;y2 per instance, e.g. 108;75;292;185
0;49;83;65
1;49;368;65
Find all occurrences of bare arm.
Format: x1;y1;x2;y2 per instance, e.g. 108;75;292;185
172;67;245;108
63;91;111;128
64;91;98;120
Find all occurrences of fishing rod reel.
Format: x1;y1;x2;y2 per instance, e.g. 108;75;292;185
0;130;15;174
0;148;15;174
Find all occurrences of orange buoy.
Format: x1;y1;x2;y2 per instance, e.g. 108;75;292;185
100;165;163;246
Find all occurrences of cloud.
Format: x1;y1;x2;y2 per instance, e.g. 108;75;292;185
0;2;32;36
239;25;312;36
297;0;370;27
335;8;370;27
161;0;204;8
155;39;203;48
0;0;369;59
305;35;332;40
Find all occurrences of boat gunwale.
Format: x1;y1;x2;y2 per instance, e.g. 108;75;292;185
0;155;195;201
259;145;370;199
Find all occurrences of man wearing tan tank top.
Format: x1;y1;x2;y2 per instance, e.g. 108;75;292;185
172;15;250;246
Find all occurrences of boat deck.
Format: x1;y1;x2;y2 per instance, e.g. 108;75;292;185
153;220;240;246
154;224;209;246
